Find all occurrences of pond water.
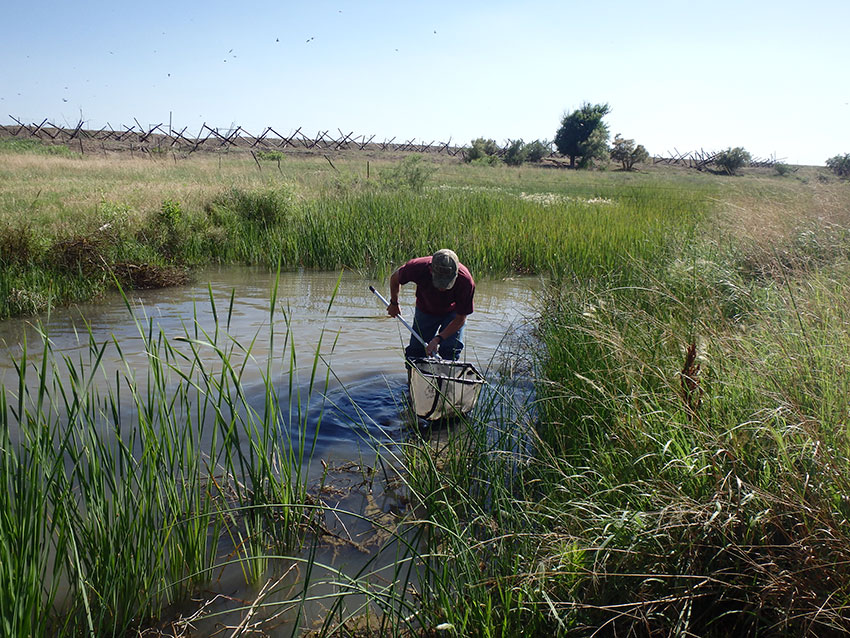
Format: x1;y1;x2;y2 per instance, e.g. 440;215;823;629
0;267;538;452
0;267;541;634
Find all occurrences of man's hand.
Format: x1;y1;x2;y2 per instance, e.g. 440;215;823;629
426;336;441;357
387;300;400;318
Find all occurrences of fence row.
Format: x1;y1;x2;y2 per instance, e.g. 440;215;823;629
3;117;780;168
653;147;780;169
4;117;471;157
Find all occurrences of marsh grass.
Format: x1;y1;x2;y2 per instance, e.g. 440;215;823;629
1;151;711;318
525;265;850;634
420;207;850;635
5;147;850;635
0;273;346;636
298;179;850;637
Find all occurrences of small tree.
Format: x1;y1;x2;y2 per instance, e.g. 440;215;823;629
714;147;751;175
610;134;649;171
503;139;529;166
524;139;551;163
826;153;850;177
465;138;500;163
554;103;610;168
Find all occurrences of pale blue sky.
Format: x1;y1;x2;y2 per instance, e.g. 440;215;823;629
2;1;847;165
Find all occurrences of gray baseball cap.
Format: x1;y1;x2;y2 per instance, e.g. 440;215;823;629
431;249;459;289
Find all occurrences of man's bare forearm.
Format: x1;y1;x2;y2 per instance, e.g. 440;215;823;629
389;270;400;303
438;314;467;340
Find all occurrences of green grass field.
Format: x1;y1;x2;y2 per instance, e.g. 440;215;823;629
2;141;850;636
0;146;713;317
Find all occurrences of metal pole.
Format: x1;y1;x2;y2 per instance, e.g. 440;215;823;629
369;286;429;349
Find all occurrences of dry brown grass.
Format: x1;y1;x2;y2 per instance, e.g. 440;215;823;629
1;153;230;228
706;170;850;282
110;262;190;288
0;151;412;237
713;170;850;242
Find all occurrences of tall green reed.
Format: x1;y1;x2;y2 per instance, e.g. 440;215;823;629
525;233;850;633
0;273;335;635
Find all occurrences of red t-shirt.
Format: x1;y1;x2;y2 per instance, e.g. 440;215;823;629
397;256;475;316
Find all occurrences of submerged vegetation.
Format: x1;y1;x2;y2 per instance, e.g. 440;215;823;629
2;143;850;635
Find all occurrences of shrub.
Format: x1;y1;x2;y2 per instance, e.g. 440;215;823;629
213;186;294;227
380;155;436;192
256;150;285;161
774;163;794;176
465;138;500;163
152;199;185;257
524;140;551;163
714;147;751;175
826;153;850;177
469;155;501;167
610;134;649;171
503;139;528;167
158;199;182;228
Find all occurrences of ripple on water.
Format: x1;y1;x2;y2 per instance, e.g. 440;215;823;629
265;374;412;458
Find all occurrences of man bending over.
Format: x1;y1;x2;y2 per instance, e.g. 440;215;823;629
387;249;475;360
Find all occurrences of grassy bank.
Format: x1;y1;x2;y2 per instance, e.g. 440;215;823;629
1;146;709;318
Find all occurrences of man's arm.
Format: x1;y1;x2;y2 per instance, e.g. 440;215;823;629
387;269;401;317
426;314;467;356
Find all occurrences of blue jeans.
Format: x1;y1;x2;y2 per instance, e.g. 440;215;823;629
405;307;465;360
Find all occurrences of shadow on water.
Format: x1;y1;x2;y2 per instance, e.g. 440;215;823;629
294;376;410;455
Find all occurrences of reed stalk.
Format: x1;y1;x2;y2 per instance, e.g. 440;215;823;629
0;280;332;635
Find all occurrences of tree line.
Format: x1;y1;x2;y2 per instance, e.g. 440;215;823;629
467;102;850;176
465;103;648;172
